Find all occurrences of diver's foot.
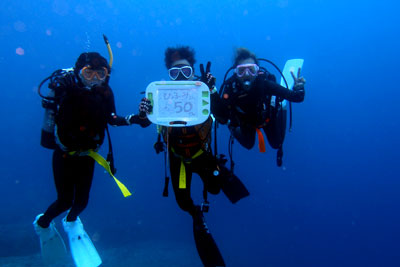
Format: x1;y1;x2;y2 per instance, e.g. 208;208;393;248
192;206;225;266
62;216;85;236
33;214;67;264
33;214;57;239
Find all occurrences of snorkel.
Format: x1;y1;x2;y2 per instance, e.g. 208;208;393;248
103;34;113;69
103;34;113;85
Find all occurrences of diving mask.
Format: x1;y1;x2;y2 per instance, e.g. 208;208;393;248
235;63;260;77
80;66;108;81
168;66;193;80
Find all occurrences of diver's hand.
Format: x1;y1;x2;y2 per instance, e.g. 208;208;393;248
216;154;228;166
200;61;216;91
154;134;165;154
139;97;152;118
291;67;306;91
52;72;76;90
154;141;165;154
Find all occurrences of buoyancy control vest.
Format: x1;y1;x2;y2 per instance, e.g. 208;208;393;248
162;116;213;159
40;70;111;152
55;85;109;152
222;72;277;127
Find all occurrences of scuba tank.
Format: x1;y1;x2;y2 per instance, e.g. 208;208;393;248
38;67;77;149
40;89;57;149
38;68;73;149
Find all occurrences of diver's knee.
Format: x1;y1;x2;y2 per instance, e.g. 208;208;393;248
236;138;254;149
175;196;194;214
57;198;73;211
74;197;89;211
176;200;192;212
208;187;221;195
242;141;254;150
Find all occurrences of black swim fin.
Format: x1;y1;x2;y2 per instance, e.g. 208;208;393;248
193;206;225;267
219;165;250;204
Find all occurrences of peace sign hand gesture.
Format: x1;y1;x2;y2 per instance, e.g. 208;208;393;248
200;61;216;91
290;67;306;91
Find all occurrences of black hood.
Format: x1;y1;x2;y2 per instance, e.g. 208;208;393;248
74;52;111;77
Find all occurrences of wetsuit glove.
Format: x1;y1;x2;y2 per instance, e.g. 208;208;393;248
200;61;217;93
125;114;152;127
291;68;306;92
139;97;152;118
56;72;76;89
154;134;165;154
293;80;305;92
124;98;152;128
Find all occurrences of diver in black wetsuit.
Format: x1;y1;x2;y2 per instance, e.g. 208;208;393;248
155;46;222;218
34;52;151;229
153;46;249;267
212;47;306;166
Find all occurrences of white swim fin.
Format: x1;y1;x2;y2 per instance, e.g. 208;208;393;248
62;216;102;267
33;214;67;265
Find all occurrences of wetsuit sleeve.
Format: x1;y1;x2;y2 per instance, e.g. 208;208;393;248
263;79;305;102
105;90;129;126
105;88;151;127
128;114;152;128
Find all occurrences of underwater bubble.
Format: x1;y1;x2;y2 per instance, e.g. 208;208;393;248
16;47;25;56
52;0;70;16
14;21;26;32
116;42;122;48
243;10;249;16
277;0;289;8
92;232;101;242
75;4;84;15
46;29;52;36
85;32;91;51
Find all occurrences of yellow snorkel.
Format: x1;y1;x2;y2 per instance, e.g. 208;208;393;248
103;34;113;69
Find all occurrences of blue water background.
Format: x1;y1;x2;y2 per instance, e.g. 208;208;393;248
0;0;399;266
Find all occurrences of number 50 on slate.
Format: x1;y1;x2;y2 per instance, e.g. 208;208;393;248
145;81;211;127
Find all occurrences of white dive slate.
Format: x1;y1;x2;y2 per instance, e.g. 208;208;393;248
146;81;211;127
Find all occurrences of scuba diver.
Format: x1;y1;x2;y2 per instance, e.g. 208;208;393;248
213;47;306;166
153;46;249;267
33;42;151;266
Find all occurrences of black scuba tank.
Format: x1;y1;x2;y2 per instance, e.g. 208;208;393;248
40;89;57;149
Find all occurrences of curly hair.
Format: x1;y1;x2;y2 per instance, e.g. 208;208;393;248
233;47;259;66
164;46;196;69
